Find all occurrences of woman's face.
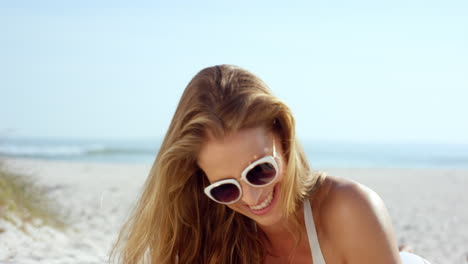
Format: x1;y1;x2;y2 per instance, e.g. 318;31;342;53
198;126;286;227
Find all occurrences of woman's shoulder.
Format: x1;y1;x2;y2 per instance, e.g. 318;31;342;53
312;176;383;214
311;175;392;236
310;176;400;262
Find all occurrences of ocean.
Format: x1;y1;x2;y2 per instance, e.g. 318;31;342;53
1;138;467;169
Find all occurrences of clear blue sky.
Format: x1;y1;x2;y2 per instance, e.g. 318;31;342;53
1;0;467;143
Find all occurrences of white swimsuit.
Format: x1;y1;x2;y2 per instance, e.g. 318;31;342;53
304;199;327;264
303;199;431;264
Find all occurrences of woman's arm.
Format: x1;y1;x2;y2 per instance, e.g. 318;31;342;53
322;178;402;264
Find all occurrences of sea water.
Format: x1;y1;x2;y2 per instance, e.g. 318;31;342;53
1;137;467;169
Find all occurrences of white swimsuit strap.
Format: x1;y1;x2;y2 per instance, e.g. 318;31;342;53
304;199;326;264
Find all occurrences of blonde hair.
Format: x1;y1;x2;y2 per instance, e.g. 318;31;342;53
111;65;326;263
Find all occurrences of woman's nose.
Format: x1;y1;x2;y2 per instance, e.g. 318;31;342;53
240;182;263;205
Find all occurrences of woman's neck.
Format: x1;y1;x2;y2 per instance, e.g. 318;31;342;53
257;211;307;255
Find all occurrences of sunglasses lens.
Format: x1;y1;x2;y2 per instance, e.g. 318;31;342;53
246;162;277;185
210;183;240;203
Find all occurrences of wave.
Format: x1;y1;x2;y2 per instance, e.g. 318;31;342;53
0;143;156;158
1;139;466;168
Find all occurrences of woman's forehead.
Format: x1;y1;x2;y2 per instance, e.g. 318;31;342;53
197;127;274;180
199;127;271;157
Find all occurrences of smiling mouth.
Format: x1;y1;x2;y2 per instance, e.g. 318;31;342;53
249;186;275;211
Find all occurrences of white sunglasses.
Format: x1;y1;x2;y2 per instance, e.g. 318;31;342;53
204;141;278;204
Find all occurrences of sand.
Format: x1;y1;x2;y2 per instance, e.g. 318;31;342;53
0;158;467;263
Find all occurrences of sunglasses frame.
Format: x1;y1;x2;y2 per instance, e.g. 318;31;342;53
204;155;279;205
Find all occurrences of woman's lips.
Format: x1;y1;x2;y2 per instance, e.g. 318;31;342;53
246;185;278;216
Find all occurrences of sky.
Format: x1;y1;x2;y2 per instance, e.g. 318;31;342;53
1;0;467;144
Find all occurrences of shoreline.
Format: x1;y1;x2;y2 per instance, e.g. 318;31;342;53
1;158;467;263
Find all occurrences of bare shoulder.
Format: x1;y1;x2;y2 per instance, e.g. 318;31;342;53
311;176;401;264
315;176;387;220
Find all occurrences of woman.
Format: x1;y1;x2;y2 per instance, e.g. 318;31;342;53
111;65;431;263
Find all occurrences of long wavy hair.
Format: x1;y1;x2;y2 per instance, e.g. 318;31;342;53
111;65;326;263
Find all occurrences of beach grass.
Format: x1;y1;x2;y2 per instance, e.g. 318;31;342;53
0;160;65;232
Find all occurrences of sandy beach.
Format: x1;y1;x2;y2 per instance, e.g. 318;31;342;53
1;158;467;263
